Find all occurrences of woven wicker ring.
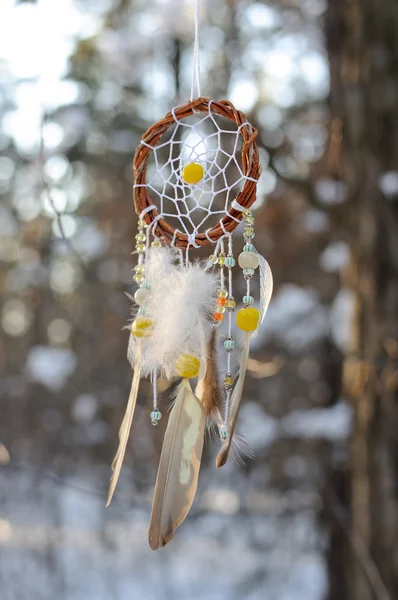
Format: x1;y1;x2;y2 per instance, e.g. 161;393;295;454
133;96;260;249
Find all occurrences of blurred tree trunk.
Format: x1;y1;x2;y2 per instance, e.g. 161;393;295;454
327;1;398;599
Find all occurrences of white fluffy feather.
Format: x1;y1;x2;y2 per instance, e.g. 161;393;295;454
127;248;175;366
128;247;217;378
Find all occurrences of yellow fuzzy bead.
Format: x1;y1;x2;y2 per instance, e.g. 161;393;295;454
236;307;260;332
176;354;200;378
182;162;204;185
132;317;153;338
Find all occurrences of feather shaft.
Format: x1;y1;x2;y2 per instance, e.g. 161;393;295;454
107;342;142;506
195;327;222;418
149;378;205;550
216;333;250;468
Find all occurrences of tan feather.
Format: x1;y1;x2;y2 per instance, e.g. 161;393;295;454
148;378;205;550
107;341;142;506
216;332;250;468
195;327;222;418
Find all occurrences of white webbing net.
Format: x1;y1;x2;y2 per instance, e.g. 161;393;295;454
136;103;256;246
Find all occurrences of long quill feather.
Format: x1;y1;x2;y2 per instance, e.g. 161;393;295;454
216;333;250;468
149;378;205;550
257;253;273;328
216;253;273;465
107;341;142;506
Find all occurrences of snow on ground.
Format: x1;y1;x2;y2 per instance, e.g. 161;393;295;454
26;346;77;391
0;468;328;600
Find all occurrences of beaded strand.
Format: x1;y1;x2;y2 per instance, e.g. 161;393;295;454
236;210;260;332
131;222;162;425
133;219;147;285
220;234;236;439
213;239;227;324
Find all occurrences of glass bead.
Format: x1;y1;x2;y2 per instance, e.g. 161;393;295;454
132;317;153;337
140;282;150;289
243;268;255;277
224;339;235;351
176;354;200;378
243;295;254;305
226;298;236;310
217;297;227;307
225;256;235;267
182;162;204;185
224;375;234;390
135;233;146;242
219;425;228;440
133;273;144;283
244;227;255;238
213;312;224;322
138;219;146;228
242;209;252;217
236;307;260;332
243;243;255;252
209;254;218;264
245;216;254;225
238;251;259;269
215;306;226;314
135;264;145;274
151;239;162;248
218;289;228;298
150;410;162;425
218;254;226;266
134;287;149;305
136;243;146;252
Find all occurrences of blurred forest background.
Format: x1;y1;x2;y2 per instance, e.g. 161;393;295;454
1;0;398;599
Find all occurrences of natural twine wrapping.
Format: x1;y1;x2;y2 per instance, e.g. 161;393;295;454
133;97;260;248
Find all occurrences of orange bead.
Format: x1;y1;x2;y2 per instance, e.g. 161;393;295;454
217;297;227;306
213;312;224;322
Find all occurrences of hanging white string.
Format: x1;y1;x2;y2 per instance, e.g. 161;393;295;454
190;0;201;100
224;234;233;427
220;238;225;290
152;366;158;412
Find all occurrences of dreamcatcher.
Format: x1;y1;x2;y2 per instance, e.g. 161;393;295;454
107;1;273;551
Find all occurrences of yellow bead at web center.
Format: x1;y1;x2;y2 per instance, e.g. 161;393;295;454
182;162;204;185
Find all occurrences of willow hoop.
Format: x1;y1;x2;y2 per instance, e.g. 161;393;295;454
133;97;260;249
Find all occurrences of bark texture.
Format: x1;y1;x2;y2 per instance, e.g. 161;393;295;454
327;1;398;598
